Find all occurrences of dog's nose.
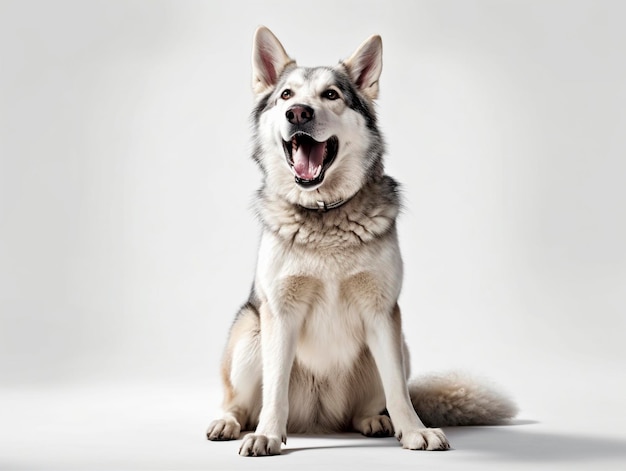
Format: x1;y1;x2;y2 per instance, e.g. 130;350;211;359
286;105;314;125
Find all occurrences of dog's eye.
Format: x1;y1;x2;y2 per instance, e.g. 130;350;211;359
281;89;292;100
323;89;339;100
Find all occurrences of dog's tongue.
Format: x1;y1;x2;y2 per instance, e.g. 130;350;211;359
293;140;326;180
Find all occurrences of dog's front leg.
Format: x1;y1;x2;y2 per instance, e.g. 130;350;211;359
367;304;450;451
238;301;300;457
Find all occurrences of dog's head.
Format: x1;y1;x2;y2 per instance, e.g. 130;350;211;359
250;27;385;209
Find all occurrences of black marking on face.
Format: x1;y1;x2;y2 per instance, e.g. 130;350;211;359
250;91;270;168
328;67;386;179
252;92;271;125
330;68;379;132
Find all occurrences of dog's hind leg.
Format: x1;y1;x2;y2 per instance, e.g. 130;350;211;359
351;351;394;437
207;304;262;441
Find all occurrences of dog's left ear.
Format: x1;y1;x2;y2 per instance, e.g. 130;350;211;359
342;35;383;101
252;26;295;95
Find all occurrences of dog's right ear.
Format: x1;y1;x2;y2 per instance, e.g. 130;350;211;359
252;27;295;95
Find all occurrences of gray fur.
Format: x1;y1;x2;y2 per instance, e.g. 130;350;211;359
409;372;519;427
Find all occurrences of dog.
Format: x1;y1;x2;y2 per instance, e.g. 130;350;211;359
206;26;517;456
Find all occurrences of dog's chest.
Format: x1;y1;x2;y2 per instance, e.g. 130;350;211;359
295;282;365;373
256;230;402;374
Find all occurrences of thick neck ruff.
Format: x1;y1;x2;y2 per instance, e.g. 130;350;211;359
258;176;400;247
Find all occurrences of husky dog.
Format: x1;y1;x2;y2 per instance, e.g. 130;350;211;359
207;27;517;457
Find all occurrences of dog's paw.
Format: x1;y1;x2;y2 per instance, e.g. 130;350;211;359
398;428;450;451
206;417;241;441
356;414;394;437
239;433;283;456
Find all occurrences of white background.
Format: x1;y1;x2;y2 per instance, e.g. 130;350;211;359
1;1;625;469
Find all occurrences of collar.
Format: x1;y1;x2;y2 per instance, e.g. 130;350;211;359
299;196;352;212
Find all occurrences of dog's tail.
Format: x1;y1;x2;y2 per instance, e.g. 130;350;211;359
408;371;518;427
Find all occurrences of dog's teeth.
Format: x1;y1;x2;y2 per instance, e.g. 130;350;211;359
315;164;322;177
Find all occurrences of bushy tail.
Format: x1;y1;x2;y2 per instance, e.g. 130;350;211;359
408;371;518;427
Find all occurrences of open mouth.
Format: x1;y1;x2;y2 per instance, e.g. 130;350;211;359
283;133;339;188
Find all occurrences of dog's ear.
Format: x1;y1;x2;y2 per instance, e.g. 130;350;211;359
342;35;383;101
252;26;295;95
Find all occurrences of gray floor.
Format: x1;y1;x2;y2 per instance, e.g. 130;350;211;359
2;375;625;471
